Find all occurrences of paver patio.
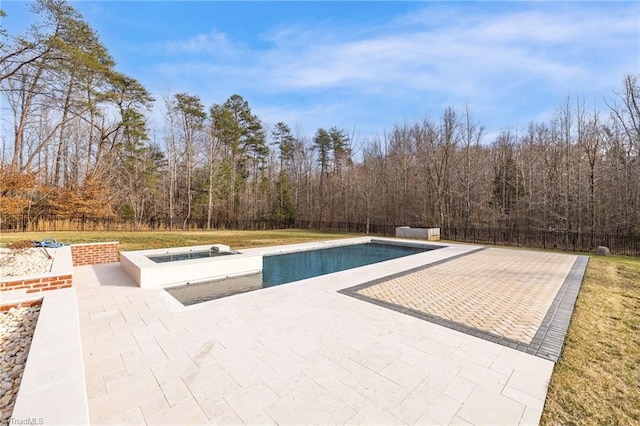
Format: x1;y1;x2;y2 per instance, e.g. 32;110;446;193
74;241;585;425
350;248;575;344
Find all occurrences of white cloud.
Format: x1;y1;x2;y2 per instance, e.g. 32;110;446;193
148;2;639;137
289;8;632;92
165;29;237;56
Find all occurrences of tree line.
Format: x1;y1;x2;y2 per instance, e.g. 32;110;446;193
1;0;639;236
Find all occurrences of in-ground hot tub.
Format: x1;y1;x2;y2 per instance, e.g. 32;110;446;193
120;244;262;288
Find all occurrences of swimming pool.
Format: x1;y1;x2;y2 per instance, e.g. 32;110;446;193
262;242;433;286
166;241;440;305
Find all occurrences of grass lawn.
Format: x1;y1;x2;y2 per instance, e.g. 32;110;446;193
541;254;640;425
1;230;638;423
0;229;358;252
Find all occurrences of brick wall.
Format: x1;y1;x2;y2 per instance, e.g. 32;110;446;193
0;298;42;312
71;242;119;266
0;274;72;294
1;242;118;294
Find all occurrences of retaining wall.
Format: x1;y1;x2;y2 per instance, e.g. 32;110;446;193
0;274;73;294
0;298;42;312
71;242;119;266
1;242;119;294
1;246;73;294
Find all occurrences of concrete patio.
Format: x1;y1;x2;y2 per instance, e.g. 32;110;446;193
71;240;587;425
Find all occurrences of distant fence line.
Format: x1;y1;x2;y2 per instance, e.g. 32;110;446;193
1;214;638;257
296;221;640;257
440;227;640;257
294;220;398;236
0;214;295;233
0;215;394;234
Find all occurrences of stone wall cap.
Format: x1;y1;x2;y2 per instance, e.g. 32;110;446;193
71;242;119;247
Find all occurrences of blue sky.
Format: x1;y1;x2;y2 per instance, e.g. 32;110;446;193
2;1;639;143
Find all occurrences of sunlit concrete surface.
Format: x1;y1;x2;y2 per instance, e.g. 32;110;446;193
75;240;579;425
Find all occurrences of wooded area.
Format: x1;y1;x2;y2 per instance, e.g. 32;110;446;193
2;1;639;238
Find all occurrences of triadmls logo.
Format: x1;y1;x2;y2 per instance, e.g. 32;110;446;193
10;418;44;425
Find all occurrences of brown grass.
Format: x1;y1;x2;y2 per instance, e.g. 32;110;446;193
541;255;640;425
0;229;358;252
6;240;35;250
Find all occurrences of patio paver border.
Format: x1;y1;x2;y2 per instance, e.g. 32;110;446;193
339;253;589;362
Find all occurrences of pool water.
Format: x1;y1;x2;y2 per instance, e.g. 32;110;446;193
148;250;235;263
166;242;438;305
263;243;431;286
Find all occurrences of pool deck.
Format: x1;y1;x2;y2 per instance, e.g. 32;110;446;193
75;239;586;425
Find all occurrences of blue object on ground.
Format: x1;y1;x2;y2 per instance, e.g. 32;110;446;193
33;238;66;248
